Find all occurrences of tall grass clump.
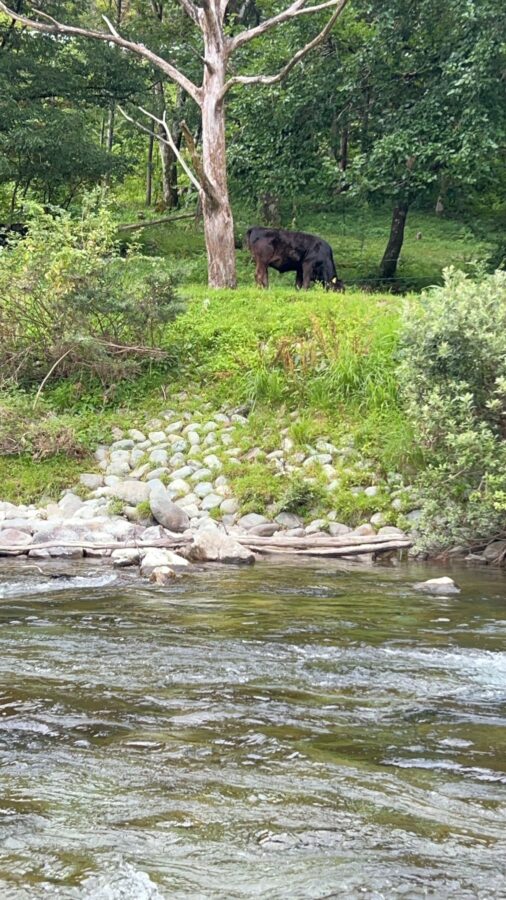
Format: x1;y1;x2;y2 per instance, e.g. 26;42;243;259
398;268;506;549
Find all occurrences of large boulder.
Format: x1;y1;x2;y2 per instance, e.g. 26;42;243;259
140;548;189;577
111;480;150;505
483;540;506;563
0;528;33;555
31;525;84;558
188;529;255;565
149;489;190;532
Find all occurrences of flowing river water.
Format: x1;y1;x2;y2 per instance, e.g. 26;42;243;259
0;558;505;899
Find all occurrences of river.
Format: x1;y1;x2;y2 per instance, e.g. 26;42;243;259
0;559;505;899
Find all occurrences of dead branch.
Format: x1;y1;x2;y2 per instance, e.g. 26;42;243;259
118;212;196;232
0;2;202;106
223;0;349;95
228;0;342;53
0;533;412;557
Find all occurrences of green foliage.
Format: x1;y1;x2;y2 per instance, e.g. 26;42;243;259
232;463;283;514
277;473;327;517
0;195;183;390
398;269;506;548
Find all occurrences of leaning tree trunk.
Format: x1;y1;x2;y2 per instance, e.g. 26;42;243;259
380;201;409;280
200;4;237;288
154;81;181;209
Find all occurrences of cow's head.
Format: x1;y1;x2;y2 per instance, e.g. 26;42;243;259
329;276;345;293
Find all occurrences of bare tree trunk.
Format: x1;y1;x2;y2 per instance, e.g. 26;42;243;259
146;130;154;206
339;123;348;171
380;201;409;279
107;103;115;152
200;3;236;288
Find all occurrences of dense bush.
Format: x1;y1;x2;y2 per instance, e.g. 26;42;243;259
0;196;183;391
398;269;506;549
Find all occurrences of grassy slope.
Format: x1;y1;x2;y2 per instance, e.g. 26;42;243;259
0;202;493;506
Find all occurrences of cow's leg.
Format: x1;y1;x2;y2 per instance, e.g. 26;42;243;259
302;260;313;290
255;261;269;288
295;268;303;289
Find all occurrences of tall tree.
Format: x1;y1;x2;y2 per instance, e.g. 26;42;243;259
0;0;349;287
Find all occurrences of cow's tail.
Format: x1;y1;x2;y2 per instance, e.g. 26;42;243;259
244;227;254;250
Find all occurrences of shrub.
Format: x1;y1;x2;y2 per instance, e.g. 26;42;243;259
398;268;506;549
0;194;184;391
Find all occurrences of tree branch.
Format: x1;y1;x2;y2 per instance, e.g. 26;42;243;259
0;2;203;106
228;0;342;53
118;105;203;196
223;0;348;95
174;0;202;27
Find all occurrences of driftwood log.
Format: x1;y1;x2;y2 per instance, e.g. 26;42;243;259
0;533;412;558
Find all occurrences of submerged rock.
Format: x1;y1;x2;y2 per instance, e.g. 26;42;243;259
149;566;176;585
413;576;461;595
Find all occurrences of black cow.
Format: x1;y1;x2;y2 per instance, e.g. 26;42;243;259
0;223;28;248
246;226;344;291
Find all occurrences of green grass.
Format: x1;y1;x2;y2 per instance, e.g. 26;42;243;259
0;453;93;506
112;197;495;291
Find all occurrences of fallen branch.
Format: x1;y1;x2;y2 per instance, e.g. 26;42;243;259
0;533;412;557
247;539;412;558
117;213;196;232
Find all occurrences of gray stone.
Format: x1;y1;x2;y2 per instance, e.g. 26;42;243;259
149;448;168;466
378;526;406;537
140;525;167;543
315;440;337;454
203;432;217;447
306;519;328;534
187;431;200;446
190;468;213;482
303;453;332;467
165;420;183;434
146;479;167;494
328;522;352;537
351;524;376;537
169;453;186;468
0;528;33;555
143;467;169;482
149;490;190;532
94;446;109;462
201;493;222;510
370;512;386;526
406;508;423;523
130;448;146;467
238;513;269;530
170;466;193;481
214;484;231;498
112;548;140;567
203;454;222;470
171;439;188;454
58;493;83;518
28;548;51;559
148;431;167;444
31;525;84;558
202;420;218;433
413;577;460;595
248;523;279;536
169;478;191;497
364;485;379;498
111;439;134;451
188;529;255;564
391;497;403;511
79;474;104;490
106;460;131;477
220;498;238;515
129;428;146;442
194;481;214;498
149;566;176;585
221;434;234;446
275;512;304;529
1;518;36;534
111;481;150;505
